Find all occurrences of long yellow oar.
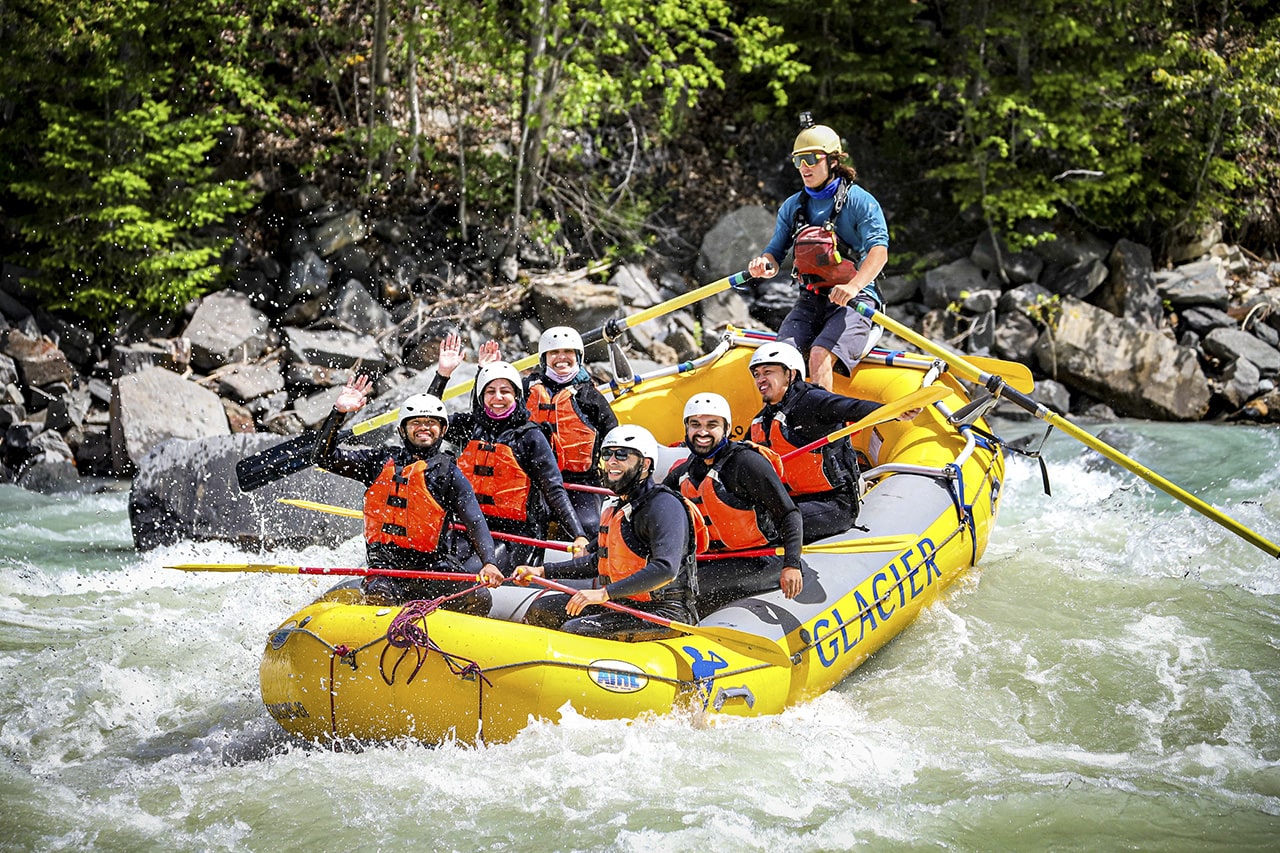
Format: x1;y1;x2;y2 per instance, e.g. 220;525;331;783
701;534;918;560
855;303;1280;558
733;325;1036;394
165;560;792;666
282;499;917;561
276;499;575;551
166;563;484;582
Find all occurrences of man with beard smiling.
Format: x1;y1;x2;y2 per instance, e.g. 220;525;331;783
665;393;804;611
748;342;922;543
516;425;700;640
312;374;502;612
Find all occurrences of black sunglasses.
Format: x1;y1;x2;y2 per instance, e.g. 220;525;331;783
600;447;637;462
792;152;825;168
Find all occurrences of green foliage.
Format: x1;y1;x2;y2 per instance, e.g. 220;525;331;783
455;0;805;246
1135;8;1280;249
743;0;1280;260
6;0;1280;334
913;0;1280;253
0;0;266;328
10;96;255;324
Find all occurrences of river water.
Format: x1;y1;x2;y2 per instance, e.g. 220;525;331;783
1;420;1278;851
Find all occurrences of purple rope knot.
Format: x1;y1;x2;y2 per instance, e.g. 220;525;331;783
386;599;439;649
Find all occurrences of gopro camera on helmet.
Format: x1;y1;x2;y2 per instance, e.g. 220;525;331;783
798;110;814;129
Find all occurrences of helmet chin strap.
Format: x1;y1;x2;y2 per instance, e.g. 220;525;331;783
688;436;728;460
611;463;648;498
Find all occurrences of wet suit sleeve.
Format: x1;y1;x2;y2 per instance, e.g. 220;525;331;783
447;465;498;566
311;407;385;485
725;449;803;569
542;544;602;580
601;490;689;601
575;382;618;437
808;386;883;426
427;372;449;398
516;427;587;540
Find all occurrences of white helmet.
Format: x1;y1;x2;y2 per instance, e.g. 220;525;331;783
538;326;584;361
399;393;448;430
683;392;732;427
600;424;659;466
475;361;523;399
749;342;806;379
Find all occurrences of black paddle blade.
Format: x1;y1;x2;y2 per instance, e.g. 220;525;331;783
235;430;322;492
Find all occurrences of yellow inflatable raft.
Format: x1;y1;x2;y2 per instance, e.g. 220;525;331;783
259;337;1005;744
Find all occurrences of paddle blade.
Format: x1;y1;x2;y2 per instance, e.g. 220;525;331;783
676;621;794;667
965;355;1035;394
278;498;364;518
165;563;301;573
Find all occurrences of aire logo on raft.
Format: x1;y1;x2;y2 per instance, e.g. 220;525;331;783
811;538;942;668
589;660;649;693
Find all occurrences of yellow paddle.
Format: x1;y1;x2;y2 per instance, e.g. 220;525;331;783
352;269;755;423
854;303;1280;558
166;560;792;666
166;563;484;582
700;534;918;560
282;499;918;561
779;385;951;463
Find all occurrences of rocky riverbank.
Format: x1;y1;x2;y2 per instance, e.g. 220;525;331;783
2;183;1279;500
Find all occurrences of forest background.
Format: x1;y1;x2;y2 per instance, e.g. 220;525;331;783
1;0;1278;333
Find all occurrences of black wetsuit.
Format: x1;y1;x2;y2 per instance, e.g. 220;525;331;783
665;441;803;612
524;366;618;533
753;380;880;543
312;407;498;613
430;373;586;570
524;477;697;640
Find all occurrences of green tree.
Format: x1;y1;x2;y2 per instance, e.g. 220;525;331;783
373;0;805;257
1134;2;1280;253
1;0;266;328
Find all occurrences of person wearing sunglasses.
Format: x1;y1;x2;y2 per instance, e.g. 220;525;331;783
663;393;805;611
516;425;702;640
747;117;890;391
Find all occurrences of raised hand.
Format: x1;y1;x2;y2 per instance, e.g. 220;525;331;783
477;339;501;366
334;374;373;413
437;332;466;377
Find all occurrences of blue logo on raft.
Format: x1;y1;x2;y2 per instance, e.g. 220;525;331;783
683;646;730;709
812;538;942;668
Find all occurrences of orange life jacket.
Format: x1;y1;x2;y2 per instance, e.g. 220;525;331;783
675;443;785;550
526;381;598;473
750;416;841;496
457;438;532;522
363;459;447;552
597;489;710;602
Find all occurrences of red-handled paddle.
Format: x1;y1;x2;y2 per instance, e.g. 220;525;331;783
523;574;792;666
